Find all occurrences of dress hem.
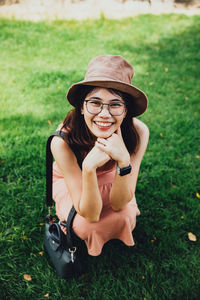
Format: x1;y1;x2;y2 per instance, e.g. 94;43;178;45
87;238;135;256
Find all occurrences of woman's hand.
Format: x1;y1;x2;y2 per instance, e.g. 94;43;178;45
95;127;130;167
83;144;111;171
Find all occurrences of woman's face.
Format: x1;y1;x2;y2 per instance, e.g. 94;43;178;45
81;88;127;139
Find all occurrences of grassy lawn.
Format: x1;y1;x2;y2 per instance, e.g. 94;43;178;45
0;14;200;300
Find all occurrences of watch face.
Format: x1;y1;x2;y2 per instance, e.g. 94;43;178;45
117;164;132;176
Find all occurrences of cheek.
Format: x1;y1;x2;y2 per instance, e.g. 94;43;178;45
116;115;126;125
123;109;127;118
83;113;92;129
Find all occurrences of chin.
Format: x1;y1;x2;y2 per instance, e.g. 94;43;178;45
95;131;114;139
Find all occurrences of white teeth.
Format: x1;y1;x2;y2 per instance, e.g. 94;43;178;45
95;122;112;127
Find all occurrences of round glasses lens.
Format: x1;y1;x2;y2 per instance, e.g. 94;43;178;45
109;103;125;116
87;101;102;114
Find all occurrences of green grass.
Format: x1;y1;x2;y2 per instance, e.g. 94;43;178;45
0;14;200;300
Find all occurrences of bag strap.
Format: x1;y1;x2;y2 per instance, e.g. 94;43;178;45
46;130;83;206
46;130;83;248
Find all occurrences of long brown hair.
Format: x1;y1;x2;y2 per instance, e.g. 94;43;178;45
62;86;140;154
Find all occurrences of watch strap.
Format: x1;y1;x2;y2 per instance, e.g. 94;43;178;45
116;164;132;176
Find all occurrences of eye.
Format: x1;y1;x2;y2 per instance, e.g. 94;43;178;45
110;102;124;108
89;100;102;107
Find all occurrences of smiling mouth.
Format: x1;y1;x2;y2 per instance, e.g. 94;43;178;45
94;121;114;127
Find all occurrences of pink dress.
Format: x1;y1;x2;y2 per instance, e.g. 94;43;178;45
52;131;140;256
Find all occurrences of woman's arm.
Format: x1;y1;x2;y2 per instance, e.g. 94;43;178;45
110;119;149;210
96;118;149;211
51;137;110;222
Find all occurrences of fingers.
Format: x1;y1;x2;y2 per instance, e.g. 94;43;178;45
95;140;109;153
97;137;107;145
96;135;117;149
96;138;112;150
95;140;107;151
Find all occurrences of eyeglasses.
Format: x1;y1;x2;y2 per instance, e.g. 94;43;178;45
84;99;126;116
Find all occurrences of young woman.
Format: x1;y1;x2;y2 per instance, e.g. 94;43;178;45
51;55;149;256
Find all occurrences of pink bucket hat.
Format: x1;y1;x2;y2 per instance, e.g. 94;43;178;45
67;55;148;117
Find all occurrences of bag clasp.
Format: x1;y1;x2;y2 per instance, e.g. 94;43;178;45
69;247;77;263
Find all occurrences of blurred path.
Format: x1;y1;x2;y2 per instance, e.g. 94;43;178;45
0;0;199;21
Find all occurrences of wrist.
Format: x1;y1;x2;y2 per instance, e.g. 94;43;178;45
82;161;97;173
117;155;130;169
117;161;130;168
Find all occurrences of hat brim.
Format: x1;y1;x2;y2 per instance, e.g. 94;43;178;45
67;78;148;117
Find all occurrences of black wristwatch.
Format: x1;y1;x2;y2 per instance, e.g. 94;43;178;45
116;164;132;176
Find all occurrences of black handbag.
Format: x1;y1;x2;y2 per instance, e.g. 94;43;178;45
44;131;85;279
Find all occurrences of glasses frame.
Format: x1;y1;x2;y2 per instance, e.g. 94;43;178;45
84;99;126;116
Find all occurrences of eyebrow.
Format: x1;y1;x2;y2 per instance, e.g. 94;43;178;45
87;97;124;102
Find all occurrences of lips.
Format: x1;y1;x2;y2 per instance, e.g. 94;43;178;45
94;121;113;127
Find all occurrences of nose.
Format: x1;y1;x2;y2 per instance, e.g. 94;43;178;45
98;104;111;117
